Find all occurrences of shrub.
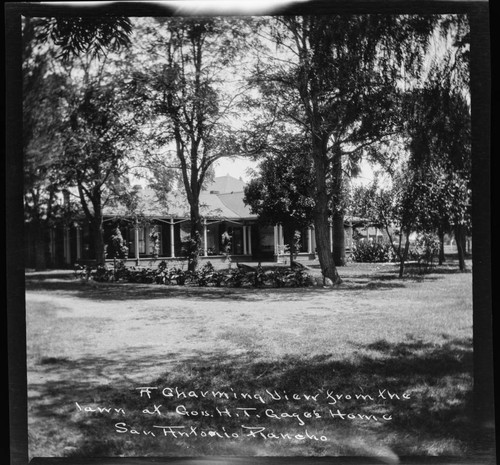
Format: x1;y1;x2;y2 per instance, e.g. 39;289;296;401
168;267;187;285
408;233;440;272
224;268;247;288
127;267;156;284
76;262;314;288
351;241;395;263
92;265;114;282
197;262;216;287
113;260;130;281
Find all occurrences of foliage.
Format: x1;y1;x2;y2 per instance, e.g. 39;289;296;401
400;16;471;270
149;227;160;257
123;17;257;270
34;16;132;61
244;134;315;263
77;260;314;288
249;15;437;282
352;241;396;263
409;233;441;272
221;231;232;263
107;227;129;259
24;18;141;265
349;168;425;277
23;21;78;269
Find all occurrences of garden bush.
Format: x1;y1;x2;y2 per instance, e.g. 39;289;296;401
75;261;315;288
408;233;440;272
351;241;395;263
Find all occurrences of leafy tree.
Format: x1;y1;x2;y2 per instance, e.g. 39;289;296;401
54;78;139;265
351;168;423;277
34;16;132;61
23;19;71;269
123;17;257;271
402;17;471;270
23;15;135;267
252;15;436;283
409;165;471;267
244;132;315;264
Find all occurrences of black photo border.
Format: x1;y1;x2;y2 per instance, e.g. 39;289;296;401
6;1;493;464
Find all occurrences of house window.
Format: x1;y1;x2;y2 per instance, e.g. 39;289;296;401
232;227;243;255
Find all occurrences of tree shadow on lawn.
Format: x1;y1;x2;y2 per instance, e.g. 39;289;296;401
25;275;417;302
27;337;486;458
25;278;334;301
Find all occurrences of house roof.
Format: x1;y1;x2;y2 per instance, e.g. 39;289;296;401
204;175;246;195
102;175;375;226
217;192;253;217
103;175;256;220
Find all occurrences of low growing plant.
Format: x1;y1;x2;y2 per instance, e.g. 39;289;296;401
76;261;314;288
352;241;396;263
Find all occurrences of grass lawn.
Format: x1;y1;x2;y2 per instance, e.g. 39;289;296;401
25;259;474;459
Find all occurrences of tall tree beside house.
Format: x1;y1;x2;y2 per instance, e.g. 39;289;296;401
55;79;139;266
243;131;316;265
23;50;61;269
23;16;135;267
350;169;423;278
251;15;436;283
23;18;75;269
123;17;258;271
402;16;471;270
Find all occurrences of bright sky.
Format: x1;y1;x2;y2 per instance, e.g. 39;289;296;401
214;156;380;187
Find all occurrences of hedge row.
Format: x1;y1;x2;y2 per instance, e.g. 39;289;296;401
74;261;315;288
351;235;440;265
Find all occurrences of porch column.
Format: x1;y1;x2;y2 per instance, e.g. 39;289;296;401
144;225;150;255
278;225;284;247
274;225;278;255
203;219;208;257
76;226;81;261
243;225;247;255
134;220;140;265
329;220;333;253
248;226;252;256
308;227;313;254
170;218;175;258
350;221;353;249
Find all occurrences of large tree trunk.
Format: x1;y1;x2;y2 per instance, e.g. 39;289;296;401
398;231;410;278
311;144;341;285
314;211;341;284
188;201;203;272
454;224;467;271
438;228;446;265
91;217;106;266
283;226;296;265
332;212;346;266
331;150;346;266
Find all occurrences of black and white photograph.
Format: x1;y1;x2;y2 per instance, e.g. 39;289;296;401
6;1;493;463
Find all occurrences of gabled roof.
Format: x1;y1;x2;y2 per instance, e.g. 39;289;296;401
203;175;246;194
103;175;256;220
217;192;253;217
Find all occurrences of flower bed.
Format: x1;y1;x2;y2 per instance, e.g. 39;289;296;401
74;261;315;288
